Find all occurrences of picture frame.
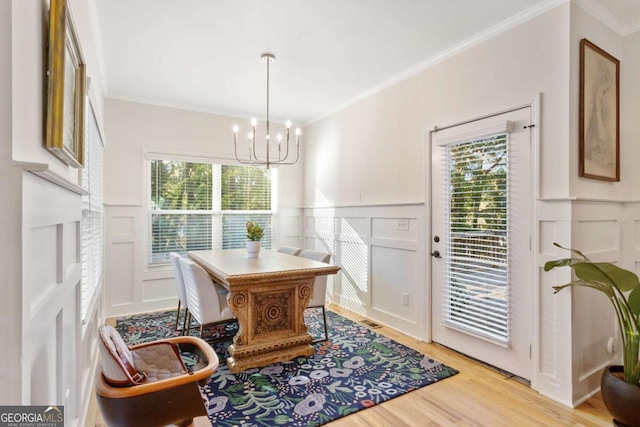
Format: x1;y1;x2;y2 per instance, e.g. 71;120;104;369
45;0;86;168
579;38;620;182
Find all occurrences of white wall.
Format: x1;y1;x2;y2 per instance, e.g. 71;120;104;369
304;5;571;205
3;0;106;425
93;0;640;410
303;0;570;380
103;99;304;317
569;3;624;199
299;2;639;407
0;0;22;405
620;31;640;199
305;204;425;338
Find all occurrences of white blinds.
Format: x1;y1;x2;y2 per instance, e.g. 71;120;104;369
149;160;275;265
81;100;104;321
441;132;510;344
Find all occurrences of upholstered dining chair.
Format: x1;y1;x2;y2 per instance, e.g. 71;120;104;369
278;246;302;256
179;257;235;340
299;250;331;343
170;252;189;334
95;324;218;427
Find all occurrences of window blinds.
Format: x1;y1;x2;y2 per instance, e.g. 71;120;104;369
81;102;104;321
441;132;510;344
149;160;275;265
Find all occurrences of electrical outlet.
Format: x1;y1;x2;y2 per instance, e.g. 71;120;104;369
402;292;409;306
397;219;409;231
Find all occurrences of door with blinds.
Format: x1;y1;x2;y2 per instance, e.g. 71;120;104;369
431;108;532;380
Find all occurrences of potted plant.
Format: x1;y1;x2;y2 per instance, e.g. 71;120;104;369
245;220;264;258
545;243;640;426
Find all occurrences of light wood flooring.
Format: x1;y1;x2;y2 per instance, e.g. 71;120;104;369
87;305;612;427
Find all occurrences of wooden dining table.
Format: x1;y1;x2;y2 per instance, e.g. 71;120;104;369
187;249;340;373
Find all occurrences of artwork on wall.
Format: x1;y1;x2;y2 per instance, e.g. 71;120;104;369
579;38;620;182
45;0;86;168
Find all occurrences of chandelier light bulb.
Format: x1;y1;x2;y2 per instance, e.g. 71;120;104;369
295;128;301;136
251;118;257;127
286;121;291;129
233;125;239;133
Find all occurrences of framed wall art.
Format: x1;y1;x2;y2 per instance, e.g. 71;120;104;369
579;38;620;182
45;0;86;168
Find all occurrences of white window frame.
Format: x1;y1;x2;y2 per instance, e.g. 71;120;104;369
145;152;278;267
80;90;105;322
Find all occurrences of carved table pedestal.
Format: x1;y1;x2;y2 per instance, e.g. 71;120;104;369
187;249;340;373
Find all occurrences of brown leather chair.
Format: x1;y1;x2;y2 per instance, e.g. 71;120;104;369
95;325;218;427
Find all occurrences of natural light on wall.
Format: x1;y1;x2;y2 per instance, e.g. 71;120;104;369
312;188;368;315
338;218;368;315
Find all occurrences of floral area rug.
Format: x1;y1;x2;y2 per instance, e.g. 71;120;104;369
116;309;458;427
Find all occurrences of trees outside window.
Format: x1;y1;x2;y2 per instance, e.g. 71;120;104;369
149;159;274;264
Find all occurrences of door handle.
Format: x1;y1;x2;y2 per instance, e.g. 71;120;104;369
431;250;442;259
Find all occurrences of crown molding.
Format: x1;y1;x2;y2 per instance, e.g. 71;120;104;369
304;0;567;126
572;0;639;36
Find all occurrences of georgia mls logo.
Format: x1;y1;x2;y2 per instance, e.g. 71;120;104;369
0;405;64;427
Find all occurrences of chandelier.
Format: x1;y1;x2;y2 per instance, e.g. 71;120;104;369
233;53;301;169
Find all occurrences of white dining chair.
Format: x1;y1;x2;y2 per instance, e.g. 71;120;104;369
179;257;235;341
170;253;190;334
278;246;302;256
299;250;331;343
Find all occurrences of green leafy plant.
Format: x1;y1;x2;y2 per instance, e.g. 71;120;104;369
246;220;264;241
544;243;640;385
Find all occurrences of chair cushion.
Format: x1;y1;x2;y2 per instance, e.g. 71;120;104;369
98;325;145;386
131;342;187;382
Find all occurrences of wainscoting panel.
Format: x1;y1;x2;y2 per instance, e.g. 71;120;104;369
304;204;425;339
105;206;147;317
105;205;309;317
20;171;99;427
536;199;624;407
142;276;176;302
370;246;418;323
278;208;304;249
110;242;136;306
572;202;623;405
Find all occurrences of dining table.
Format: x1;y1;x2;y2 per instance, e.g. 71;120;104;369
187;248;340;373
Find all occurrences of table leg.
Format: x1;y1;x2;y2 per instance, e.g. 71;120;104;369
225;279;314;373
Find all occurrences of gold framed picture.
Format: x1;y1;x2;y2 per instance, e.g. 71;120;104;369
45;0;86;168
579;38;620;182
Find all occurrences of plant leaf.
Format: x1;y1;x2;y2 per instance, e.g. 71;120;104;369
544;258;581;272
629;287;640;316
553;280;614;297
572;262;640;292
553;243;591;261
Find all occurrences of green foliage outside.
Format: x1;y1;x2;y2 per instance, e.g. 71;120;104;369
446;135;509;340
150;161;272;263
449;134;508;261
221;165;271;210
449;135;507;234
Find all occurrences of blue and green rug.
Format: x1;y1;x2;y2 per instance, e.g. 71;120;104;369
116;309;458;427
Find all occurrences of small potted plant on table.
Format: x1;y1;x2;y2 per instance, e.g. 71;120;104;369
545;243;640;427
245;220;264;258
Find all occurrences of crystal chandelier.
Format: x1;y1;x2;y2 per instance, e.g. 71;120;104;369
233;53;300;169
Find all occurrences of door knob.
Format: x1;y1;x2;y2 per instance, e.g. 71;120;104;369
431;250;442;258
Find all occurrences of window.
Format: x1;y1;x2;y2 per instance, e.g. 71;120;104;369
81;99;104;321
149;158;275;265
445;133;509;342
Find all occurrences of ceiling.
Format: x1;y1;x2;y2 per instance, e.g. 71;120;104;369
90;0;640;125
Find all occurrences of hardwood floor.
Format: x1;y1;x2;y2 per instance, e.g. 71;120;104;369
327;305;611;427
88;306;612;427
